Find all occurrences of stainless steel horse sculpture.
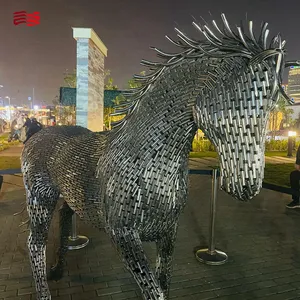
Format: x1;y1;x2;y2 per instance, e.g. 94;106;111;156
21;14;299;300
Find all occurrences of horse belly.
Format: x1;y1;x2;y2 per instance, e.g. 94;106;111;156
135;198;186;240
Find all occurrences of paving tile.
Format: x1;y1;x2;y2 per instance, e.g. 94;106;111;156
4;295;32;300
107;279;133;287
52;296;71;300
96;286;122;297
71;290;97;300
83;282;108;292
17;286;36;295
58;286;83;296
260;290;300;299
111;291;138;299
0;290;18;298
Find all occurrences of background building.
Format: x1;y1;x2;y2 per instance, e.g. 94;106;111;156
288;66;300;103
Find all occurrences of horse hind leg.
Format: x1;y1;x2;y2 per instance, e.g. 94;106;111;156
155;225;178;299
112;228;164;300
48;201;73;281
26;188;59;300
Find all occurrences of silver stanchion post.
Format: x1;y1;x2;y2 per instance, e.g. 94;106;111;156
68;214;89;250
195;168;228;265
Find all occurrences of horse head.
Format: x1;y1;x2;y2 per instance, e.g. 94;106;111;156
192;14;299;201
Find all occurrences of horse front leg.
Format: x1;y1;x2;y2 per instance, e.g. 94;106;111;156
48;201;73;281
155;224;178;299
112;228;165;300
27;193;58;300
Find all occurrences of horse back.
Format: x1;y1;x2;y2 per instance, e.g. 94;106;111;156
21;126;108;208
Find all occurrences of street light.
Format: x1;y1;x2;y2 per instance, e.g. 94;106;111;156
288;131;296;137
287;131;296;157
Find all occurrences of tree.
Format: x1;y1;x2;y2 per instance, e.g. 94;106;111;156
269;95;295;138
294;112;300;130
52;69;77;125
127;71;146;89
104;70;118;90
106;71;146;129
277;96;294;129
103;70;120;129
63;69;76;88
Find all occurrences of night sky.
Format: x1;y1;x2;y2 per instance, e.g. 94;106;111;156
0;0;299;106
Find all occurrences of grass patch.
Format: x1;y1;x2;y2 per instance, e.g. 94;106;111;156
0;133;9;141
0;156;21;170
0;133;20;151
0;144;9;151
189;152;218;158
264;163;294;187
204;163;293;187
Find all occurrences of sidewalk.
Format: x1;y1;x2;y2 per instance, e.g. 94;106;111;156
265;156;295;164
1;161;300;299
0;144;23;157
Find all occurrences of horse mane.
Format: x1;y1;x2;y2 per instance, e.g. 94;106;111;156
111;13;286;129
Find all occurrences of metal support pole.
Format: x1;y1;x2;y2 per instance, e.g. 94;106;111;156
287;136;293;157
195;169;228;265
68;212;89;250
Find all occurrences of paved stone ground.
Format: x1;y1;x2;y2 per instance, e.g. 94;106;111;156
1;163;300;300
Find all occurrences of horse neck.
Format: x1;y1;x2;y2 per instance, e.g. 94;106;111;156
110;62;201;162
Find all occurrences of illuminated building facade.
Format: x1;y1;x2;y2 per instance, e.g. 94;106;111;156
288;66;300;103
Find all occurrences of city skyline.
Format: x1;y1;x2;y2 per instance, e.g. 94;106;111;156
0;0;300;106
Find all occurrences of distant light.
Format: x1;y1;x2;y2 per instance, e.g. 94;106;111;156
288;131;296;137
33;105;39;110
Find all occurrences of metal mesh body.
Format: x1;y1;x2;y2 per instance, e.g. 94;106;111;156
21;14;297;300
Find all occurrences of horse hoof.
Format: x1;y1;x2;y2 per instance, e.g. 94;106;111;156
48;265;63;281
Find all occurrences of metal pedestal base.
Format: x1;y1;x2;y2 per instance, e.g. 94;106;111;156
196;248;228;265
68;235;89;250
68;214;89;250
195;169;228;266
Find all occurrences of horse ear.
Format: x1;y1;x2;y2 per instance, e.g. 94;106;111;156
285;60;300;68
